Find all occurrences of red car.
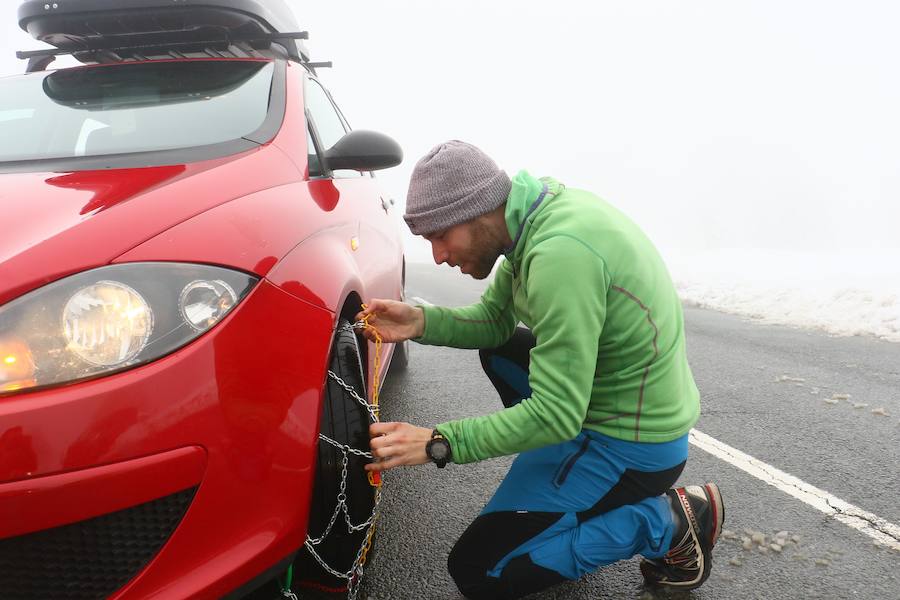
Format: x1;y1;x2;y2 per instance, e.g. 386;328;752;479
0;1;406;598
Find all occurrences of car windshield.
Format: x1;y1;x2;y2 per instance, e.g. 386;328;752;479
0;60;274;163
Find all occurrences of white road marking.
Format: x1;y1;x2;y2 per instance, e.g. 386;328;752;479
410;293;900;551
690;429;900;551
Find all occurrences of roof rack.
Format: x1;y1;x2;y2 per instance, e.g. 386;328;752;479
15;0;332;72
16;32;333;73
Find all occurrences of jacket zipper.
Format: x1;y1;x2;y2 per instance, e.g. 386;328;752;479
504;182;550;280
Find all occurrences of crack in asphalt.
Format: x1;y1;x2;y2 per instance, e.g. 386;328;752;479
825;497;900;544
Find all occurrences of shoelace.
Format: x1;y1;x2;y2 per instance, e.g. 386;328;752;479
662;527;701;570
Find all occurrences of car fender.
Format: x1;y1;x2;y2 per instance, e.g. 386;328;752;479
265;226;366;316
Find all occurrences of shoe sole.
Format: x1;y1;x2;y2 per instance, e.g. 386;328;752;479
703;482;725;547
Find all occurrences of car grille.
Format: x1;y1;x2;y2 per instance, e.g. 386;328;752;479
0;486;197;600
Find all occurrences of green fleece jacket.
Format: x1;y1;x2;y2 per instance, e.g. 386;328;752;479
419;171;700;464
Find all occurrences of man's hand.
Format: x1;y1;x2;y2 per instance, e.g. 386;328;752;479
366;421;433;471
355;299;425;343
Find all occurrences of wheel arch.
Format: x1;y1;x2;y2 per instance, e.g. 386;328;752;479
337;290;369;390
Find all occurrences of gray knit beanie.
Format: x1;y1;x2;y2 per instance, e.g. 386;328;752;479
404;140;511;236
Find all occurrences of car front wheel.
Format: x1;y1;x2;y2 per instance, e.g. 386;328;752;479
293;318;379;598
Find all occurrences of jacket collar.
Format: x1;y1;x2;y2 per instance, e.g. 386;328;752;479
503;170;561;260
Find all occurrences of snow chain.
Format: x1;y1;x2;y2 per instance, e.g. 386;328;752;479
289;316;383;600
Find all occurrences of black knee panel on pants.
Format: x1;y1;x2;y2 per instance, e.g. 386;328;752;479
500;554;568;599
448;510;564;600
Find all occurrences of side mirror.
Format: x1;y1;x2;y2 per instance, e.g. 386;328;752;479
324;130;403;172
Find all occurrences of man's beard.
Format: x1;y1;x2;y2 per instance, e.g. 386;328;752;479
467;219;507;280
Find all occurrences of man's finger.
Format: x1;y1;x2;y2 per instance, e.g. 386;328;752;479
369;434;390;451
370;445;391;458
360;299;386;316
354;308;373;323
370;421;401;436
366;456;402;472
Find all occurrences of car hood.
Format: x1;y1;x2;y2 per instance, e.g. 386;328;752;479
0;146;300;307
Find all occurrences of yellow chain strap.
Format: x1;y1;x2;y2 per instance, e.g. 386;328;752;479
359;304;382;419
356;304;382;571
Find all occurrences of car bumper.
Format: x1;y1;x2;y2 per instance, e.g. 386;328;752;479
0;279;335;599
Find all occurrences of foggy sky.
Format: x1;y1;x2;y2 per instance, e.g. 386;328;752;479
3;1;898;266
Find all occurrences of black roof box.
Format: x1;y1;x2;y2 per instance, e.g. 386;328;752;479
17;0;309;62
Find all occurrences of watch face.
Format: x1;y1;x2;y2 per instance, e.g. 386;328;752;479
430;439;450;460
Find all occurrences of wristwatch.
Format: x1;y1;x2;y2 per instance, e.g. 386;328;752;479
425;429;452;468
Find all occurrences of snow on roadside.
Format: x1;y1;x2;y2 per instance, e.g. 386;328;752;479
665;248;900;343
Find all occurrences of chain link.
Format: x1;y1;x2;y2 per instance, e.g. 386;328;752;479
327;370;381;421
318;433;374;458
300;322;383;600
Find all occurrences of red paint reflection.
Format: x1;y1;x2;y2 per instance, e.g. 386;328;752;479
308;179;340;212
46;165;187;215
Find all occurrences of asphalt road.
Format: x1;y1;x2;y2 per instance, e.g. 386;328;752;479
358;263;900;600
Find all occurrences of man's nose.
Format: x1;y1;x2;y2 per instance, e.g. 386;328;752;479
431;242;448;265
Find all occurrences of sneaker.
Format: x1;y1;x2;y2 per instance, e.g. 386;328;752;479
640;483;724;590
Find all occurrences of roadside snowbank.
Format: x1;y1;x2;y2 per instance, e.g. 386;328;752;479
666;248;900;343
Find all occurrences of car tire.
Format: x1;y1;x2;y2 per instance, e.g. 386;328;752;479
293;318;377;597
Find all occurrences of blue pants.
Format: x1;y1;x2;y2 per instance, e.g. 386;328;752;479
448;328;688;599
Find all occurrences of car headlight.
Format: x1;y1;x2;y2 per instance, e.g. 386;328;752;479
63;281;154;367
0;262;258;395
179;280;238;332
